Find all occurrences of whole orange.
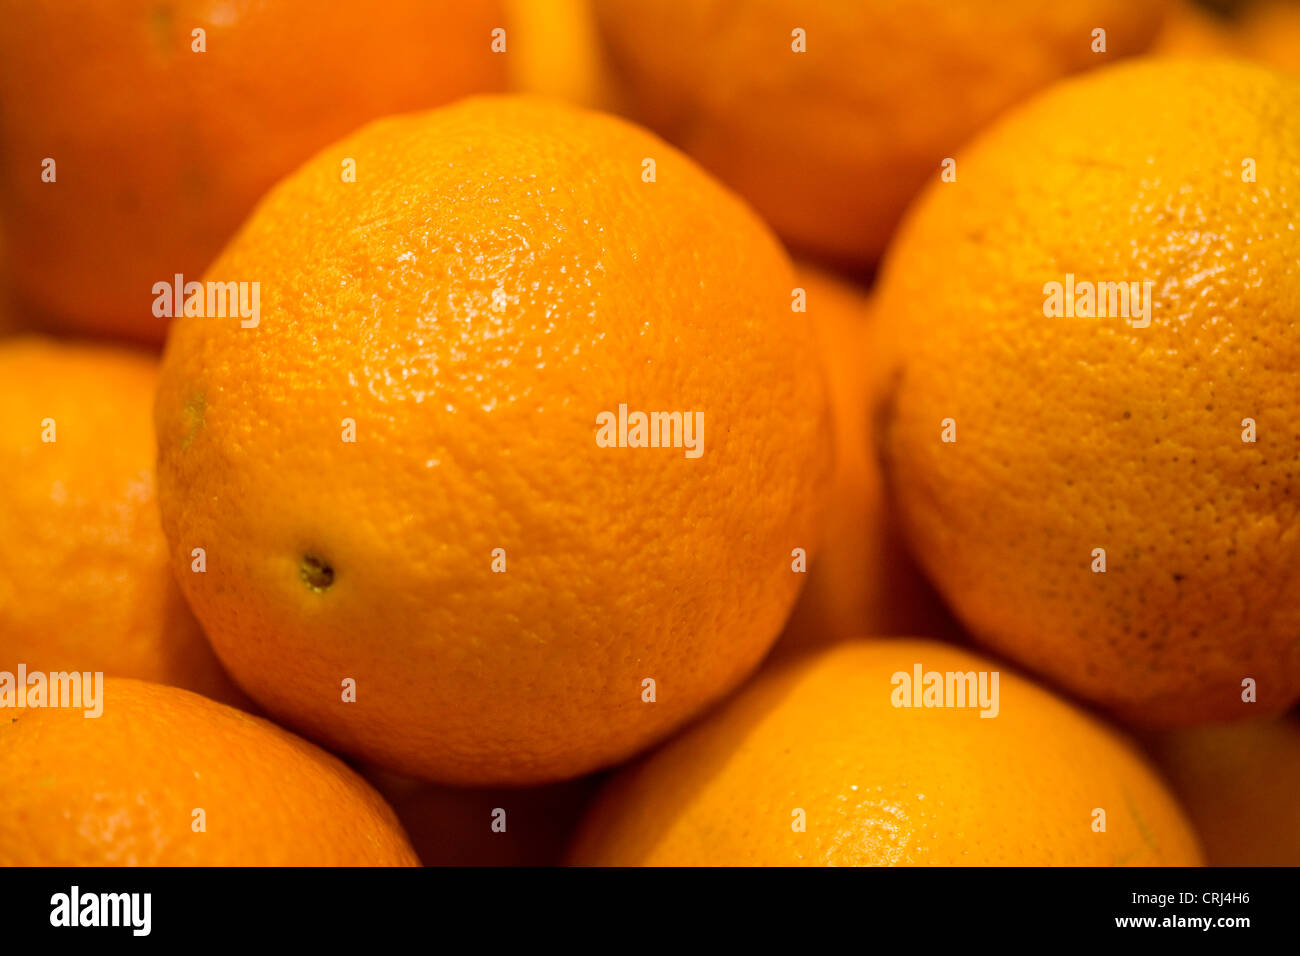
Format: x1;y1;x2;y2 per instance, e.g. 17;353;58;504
0;678;417;865
1145;715;1300;866
876;58;1300;726
592;0;1165;265
0;0;506;343
155;96;832;785
570;639;1204;866
0;337;241;705
775;267;961;660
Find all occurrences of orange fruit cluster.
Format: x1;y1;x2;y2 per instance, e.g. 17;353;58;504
2;0;1297;869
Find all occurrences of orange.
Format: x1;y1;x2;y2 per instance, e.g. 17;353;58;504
570;639;1203;865
154;96;832;785
1144;715;1300;865
0;286;23;338
876;58;1300;726
504;0;617;110
0;337;242;705
0;239;21;337
365;767;600;866
1152;2;1246;57
0;0;506;343
775;266;961;660
591;0;1166;265
0;678;417;865
1155;0;1300;72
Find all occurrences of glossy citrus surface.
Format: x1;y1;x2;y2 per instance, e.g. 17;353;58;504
877;58;1300;725
155;96;831;785
0;679;418;865
0;337;241;704
572;639;1204;865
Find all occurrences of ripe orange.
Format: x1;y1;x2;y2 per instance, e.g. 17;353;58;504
1145;715;1300;865
0;337;242;705
876;58;1300;726
504;0;616;110
1155;0;1300;72
570;639;1203;865
592;0;1165;265
0;0;506;343
775;266;961;660
365;766;600;866
0;678;417;865
0;287;22;338
155;96;832;785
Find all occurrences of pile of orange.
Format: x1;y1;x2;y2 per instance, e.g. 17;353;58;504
1;0;1296;868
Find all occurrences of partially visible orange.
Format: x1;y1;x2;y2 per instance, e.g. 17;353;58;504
1155;0;1300;72
876;57;1300;726
155;96;832;785
0;337;242;705
1145;715;1300;865
0;0;507;343
504;0;617;110
571;639;1203;866
0;679;418;865
365;767;600;866
775;267;961;660
592;0;1166;265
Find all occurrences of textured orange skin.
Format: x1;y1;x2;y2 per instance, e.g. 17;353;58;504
877;59;1300;727
1155;0;1300;72
365;766;600;866
0;679;418;865
592;0;1166;265
155;96;832;786
775;268;962;660
1145;715;1300;866
571;639;1203;866
0;0;506;344
0;337;242;705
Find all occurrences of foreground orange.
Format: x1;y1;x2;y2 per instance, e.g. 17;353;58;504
0;0;506;343
0;679;417;865
593;0;1165;264
877;58;1300;726
570;640;1203;866
155;96;832;785
0;337;241;705
1145;716;1300;866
